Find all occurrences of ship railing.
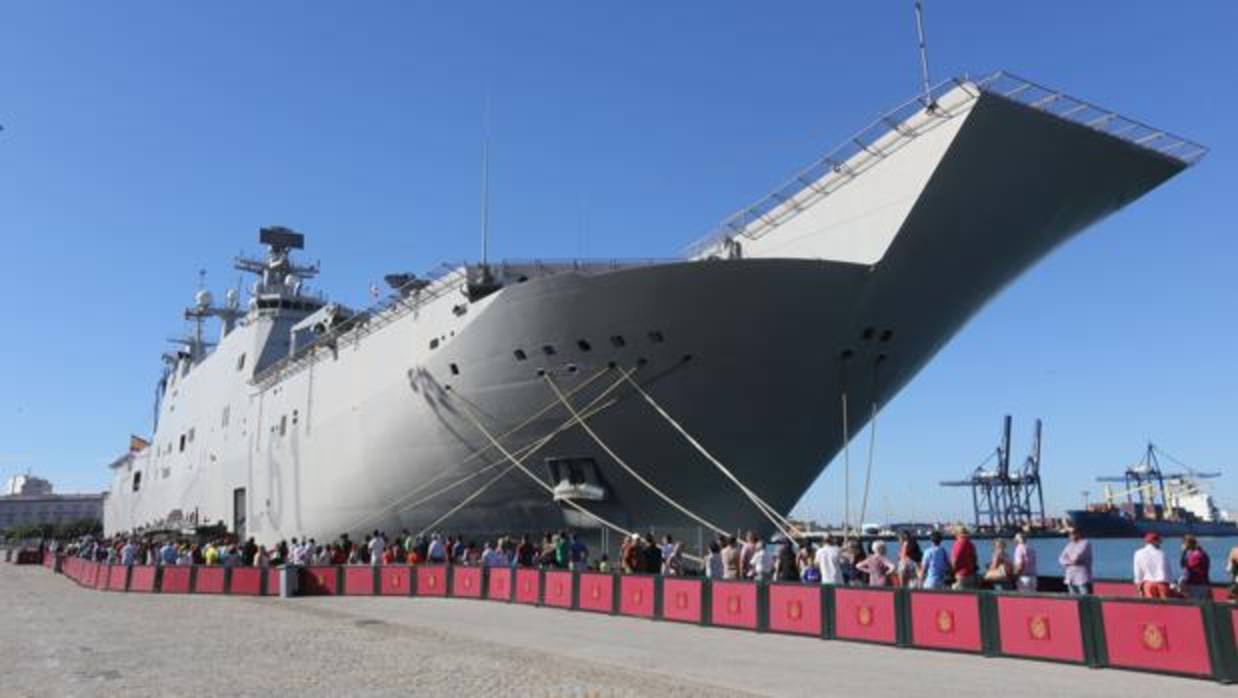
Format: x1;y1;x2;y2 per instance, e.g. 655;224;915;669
684;70;1208;260
251;264;471;388
682;75;981;259
492;258;675;274
974;71;1208;166
250;257;676;388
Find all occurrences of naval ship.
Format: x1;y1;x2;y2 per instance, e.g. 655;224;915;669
104;72;1205;545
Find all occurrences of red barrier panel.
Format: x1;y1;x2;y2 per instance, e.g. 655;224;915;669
380;566;412;596
452;566;484;599
80;561;94;587
486;566;512;601
834;588;898;644
95;565;111;590
344;566;376;596
1093;581;1138;598
264;568;282;596
107;566;129;592
661;578;704;624
619;576;655;618
304;566;340;595
995;595;1085;663
910;592;983;653
195;566;226;594
710;581;758;630
230;567;263;595
515;568;540;605
543;570;573;608
129;566;157;593
578;573;615;614
416;566;447;597
767;584;821;636
1099;600;1212;677
161;566;192;593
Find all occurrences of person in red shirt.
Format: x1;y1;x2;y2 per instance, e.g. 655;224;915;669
951;527;978;589
1180;535;1211;600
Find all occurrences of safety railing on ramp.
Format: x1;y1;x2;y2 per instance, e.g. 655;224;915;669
684;70;1208;260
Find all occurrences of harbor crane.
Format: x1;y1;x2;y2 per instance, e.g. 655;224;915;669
940;416;1046;532
1095;442;1220;514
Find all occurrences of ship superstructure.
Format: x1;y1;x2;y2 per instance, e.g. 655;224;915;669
105;72;1205;545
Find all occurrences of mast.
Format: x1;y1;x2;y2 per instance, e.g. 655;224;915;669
913;1;934;108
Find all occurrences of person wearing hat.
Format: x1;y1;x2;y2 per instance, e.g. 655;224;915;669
1133;532;1175;599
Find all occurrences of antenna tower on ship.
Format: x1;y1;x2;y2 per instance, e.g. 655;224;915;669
913;1;934;108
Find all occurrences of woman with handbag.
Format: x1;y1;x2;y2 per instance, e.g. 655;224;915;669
984;539;1015;591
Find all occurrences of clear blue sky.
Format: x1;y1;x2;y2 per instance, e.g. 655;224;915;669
1;2;1234;524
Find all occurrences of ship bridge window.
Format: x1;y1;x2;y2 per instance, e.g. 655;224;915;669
132;471;141;492
178;434;186;452
279;415;287;437
236;353;246;371
450;363;460;376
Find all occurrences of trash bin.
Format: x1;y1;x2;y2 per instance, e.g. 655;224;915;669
280;565;301;598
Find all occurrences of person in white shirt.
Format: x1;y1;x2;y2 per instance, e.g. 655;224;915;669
426;534;447;563
368;531;385;566
1133;532;1174;599
748;538;773;583
814;535;842;585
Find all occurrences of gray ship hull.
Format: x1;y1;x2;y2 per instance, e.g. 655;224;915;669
104;76;1195;546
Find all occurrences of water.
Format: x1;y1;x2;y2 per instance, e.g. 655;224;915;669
922;535;1238;584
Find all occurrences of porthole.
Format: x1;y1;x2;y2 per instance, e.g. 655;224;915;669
514;349;527;361
610;335;626;348
648;330;664;343
542;345;556;356
450;363;460;376
879;329;894;343
430;338;440;350
577;339;592;352
861;327;875;341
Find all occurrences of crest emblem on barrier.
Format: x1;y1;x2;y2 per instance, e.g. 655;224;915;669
936;609;955;634
727;595;742;615
856;605;874;627
590;584;602;601
523;580;533;593
631;589;644;605
554;581;564;597
1141;623;1168;652
675;592;688;610
787;600;803;621
462;575;472;590
1028;614;1050;641
426;574;437;589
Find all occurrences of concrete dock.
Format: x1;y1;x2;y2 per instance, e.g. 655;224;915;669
2;564;1229;697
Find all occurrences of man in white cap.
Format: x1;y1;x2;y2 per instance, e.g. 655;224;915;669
1133;532;1174;599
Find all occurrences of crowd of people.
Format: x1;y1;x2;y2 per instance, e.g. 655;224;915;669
47;525;1238;599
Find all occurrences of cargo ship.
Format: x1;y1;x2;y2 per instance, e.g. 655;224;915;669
1067;444;1235;538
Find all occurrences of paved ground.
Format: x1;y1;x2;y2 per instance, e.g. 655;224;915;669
1;565;1231;697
